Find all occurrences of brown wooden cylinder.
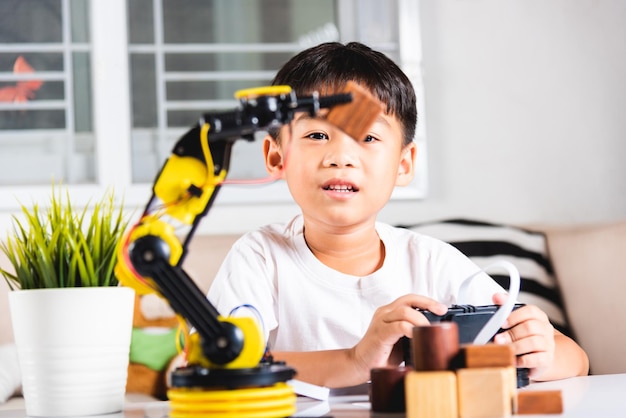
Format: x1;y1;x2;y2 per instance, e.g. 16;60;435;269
411;322;460;371
370;366;411;412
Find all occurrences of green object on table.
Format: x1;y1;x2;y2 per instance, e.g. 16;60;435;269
129;328;179;371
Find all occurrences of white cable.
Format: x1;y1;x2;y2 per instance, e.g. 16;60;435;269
229;304;266;337
458;260;521;345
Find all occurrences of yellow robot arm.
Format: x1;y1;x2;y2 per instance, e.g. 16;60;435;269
114;85;357;371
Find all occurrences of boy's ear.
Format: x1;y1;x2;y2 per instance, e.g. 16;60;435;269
263;135;285;177
395;142;416;187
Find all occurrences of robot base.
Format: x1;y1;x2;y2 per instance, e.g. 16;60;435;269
168;364;298;418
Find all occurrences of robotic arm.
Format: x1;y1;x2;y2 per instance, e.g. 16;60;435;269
114;84;380;390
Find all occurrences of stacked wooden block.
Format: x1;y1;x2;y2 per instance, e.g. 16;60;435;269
370;322;563;417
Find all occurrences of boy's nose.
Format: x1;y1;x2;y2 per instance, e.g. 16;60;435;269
322;135;358;167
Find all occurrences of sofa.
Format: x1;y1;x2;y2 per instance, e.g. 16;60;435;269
2;218;626;406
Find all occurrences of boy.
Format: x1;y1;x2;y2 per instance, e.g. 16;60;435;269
208;42;588;388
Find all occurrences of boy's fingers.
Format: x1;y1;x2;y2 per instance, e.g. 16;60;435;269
392;294;447;315
494;331;512;345
517;351;545;370
492;292;509;305
382;305;431;328
426;301;449;316
505;305;550;329
410;296;448;315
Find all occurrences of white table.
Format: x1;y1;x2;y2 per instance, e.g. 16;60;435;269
1;374;625;417
514;373;626;418
307;373;626;417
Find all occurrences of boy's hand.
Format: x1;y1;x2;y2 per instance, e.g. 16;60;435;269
352;294;447;374
492;293;555;379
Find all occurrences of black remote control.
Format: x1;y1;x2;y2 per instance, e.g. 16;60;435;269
419;303;525;344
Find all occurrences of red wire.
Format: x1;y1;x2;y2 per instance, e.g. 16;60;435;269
121;223;152;287
220;124;293;186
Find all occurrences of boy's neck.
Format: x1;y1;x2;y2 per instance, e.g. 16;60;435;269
302;221;385;276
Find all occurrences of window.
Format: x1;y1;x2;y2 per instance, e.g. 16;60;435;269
0;0;426;222
0;0;93;185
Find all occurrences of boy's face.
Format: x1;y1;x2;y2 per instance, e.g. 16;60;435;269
264;109;415;229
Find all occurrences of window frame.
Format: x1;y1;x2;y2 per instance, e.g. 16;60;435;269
0;0;426;230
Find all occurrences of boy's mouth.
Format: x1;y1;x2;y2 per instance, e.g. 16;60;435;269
322;183;359;193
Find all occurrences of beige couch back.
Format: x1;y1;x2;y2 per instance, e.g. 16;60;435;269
543;221;626;376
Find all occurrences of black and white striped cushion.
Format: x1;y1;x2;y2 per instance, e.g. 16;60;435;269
402;219;573;338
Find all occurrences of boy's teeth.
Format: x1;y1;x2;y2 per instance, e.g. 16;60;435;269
327;185;353;191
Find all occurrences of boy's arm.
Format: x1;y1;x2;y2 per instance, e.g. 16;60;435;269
164;347;372;388
542;330;590;380
271;349;371;388
274;294;447;388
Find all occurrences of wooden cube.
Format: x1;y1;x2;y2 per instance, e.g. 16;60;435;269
507;366;518;412
412;323;460;371
457;367;514;418
516;390;564;414
370;366;411;412
460;343;516;368
405;370;458;418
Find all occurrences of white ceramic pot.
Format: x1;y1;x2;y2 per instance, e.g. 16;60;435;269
8;286;135;417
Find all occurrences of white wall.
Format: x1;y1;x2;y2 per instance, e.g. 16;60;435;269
196;0;626;233
411;0;626;226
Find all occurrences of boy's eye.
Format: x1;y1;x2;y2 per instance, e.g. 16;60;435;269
363;135;378;143
306;132;329;140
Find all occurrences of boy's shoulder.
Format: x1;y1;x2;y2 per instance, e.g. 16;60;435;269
377;222;461;257
256;215;302;237
234;215;303;247
378;221;447;244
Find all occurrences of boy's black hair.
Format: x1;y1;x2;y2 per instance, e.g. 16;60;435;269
271;41;417;146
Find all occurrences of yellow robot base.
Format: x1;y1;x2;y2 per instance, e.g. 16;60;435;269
168;382;296;418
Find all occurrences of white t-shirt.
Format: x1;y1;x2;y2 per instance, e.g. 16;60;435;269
207;215;503;352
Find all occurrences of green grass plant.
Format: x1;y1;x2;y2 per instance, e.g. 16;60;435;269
0;186;129;290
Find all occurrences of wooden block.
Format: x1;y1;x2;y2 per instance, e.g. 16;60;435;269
370;366;411;412
325;80;384;141
460;343;515;368
516;390;564;414
405;370;458;418
507;366;518;413
412;322;460;371
457;367;514;418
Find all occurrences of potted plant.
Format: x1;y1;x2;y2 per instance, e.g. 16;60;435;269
0;185;135;417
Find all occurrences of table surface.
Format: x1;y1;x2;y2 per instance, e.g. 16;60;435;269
1;373;625;417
